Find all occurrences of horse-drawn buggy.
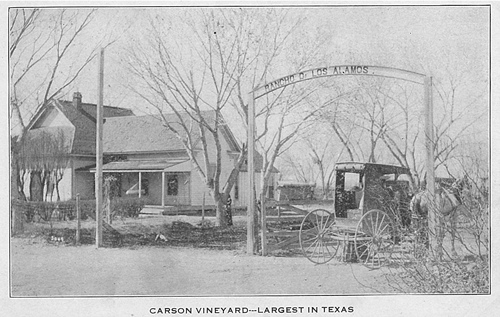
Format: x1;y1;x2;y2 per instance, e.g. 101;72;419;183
266;161;467;269
296;162;418;269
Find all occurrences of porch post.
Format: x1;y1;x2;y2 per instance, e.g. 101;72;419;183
162;172;165;208
138;172;142;198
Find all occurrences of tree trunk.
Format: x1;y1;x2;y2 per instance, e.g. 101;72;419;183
45;174;54;202
13;162;27;201
55;180;62;201
11;142;27;201
210;188;224;228
220;192;232;227
215;194;227;227
29;171;44;201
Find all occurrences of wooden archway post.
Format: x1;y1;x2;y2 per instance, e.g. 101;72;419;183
246;65;435;256
424;76;438;256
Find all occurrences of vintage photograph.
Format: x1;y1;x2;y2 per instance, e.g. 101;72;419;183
8;3;490;304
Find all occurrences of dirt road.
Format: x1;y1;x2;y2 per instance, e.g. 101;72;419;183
10;238;393;296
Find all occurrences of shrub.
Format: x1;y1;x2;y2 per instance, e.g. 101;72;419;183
381;184;490;294
77;199;97;220
78;197;149;220
12;200;77;222
111;197;148;219
11;197;149;222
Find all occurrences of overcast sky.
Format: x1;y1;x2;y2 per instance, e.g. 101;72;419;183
9;5;490;166
58;6;488;113
6;4;492;182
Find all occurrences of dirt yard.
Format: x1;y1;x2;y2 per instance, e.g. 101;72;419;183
10;215;395;296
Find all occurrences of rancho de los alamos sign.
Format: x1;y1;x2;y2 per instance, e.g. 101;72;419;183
255;65;426;98
247;64;433;256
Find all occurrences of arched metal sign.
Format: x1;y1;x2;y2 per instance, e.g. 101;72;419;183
246;65;434;255
253;65;426;99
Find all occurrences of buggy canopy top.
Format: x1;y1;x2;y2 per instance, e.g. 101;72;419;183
335;162;411;176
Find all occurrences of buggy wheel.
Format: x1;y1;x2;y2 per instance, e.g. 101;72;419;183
299;209;339;264
354;209;395;269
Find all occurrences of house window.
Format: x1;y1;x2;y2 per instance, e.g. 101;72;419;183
141;178;149;196
167;175;178;196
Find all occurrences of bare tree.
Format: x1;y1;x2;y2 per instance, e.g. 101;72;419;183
315;68;486;194
279;152;315;184
17;128;71;201
10;8;103;200
125;8;326;229
304;136;337;199
314;83;371;164
125;9;254;226
432;76;487;174
10;9;98;133
252;85;323;205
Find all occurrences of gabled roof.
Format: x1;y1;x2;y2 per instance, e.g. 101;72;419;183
55;100;135;154
103;111;241;154
26;96;134;155
103;115;185;153
102;111;278;173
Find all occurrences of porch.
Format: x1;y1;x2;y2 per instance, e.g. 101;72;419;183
93;159;192;208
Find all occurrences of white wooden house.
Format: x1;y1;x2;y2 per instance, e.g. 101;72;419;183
21;92;278;208
98;110;278;208
22;92;134;201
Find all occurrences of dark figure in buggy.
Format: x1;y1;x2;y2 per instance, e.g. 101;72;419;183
380;177;412;231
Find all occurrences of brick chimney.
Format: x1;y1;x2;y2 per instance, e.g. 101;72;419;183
72;92;96;123
73;92;82;110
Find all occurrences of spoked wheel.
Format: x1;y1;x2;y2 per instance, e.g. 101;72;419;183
354;209;396;269
299;209;339;264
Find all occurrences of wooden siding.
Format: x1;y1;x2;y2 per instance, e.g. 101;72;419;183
75;171;94;199
231;172;278;207
32;106;73;129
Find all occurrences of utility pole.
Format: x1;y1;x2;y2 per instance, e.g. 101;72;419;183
95;48;104;248
247;92;255;254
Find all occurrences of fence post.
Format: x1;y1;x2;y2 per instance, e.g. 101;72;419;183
261;193;267;256
202;193;205;221
104;179;111;224
11;201;24;236
76;194;81;245
11;202;17;237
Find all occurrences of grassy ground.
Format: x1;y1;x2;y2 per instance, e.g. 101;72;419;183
13;214;249;250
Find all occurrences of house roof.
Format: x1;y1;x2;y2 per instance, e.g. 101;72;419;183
26;99;279;174
55;100;134;155
26;95;135;155
277;181;316;188
90;159;192;172
103;111;240;154
103;115;186;153
101;111;278;173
